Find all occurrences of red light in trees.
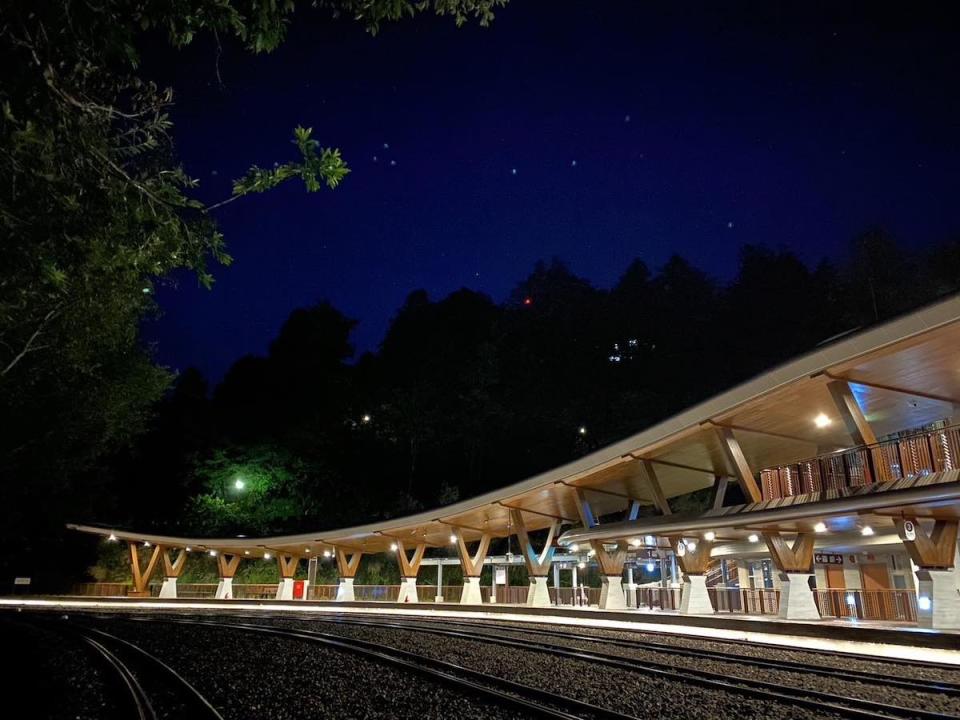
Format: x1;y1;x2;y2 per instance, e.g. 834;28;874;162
523;297;533;306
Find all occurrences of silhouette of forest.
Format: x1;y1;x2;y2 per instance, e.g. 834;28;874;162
14;230;960;585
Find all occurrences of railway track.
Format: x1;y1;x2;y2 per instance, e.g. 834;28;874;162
301;613;960;696
112;616;639;720
42;619;224;720
202;614;958;720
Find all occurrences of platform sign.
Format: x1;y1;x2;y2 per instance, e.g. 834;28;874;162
494;567;507;585
12;577;30;595
814;553;843;565
899;520;917;541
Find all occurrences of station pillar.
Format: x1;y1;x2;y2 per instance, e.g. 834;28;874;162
897;518;960;629
625;566;637;608
670;536;714;614
159;548;187;599
509;509;558;607
452;529;491;604
764;532;820;620
127;542;163;598
591;540;628;610
393;540;426;603
334;548;362;602
215;552;242;599
275;553;300;600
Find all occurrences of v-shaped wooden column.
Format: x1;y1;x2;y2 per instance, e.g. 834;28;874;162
453;529;491;577
669;536;714;575
897;519;958;569
335;547;363;578
394;540;426;579
277;553;300;579
764;532;815;573
162;548;187;579
217;552;243;579
128;542;163;594
509;508;557;576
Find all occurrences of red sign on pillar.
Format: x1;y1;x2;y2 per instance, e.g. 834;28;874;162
294;580;305;599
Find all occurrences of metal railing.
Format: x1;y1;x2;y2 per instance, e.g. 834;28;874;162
636;586;681;610
550;586;600;606
708;586;780;615
814;588;918;622
760;424;960;500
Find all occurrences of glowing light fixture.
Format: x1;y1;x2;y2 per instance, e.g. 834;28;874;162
143;541;151;547
629;538;642;548
577;562;586;569
264;553;272;560
209;549;217;556
814;522;827;533
748;533;759;543
185;547;191;552
578;426;587;435
814;413;832;428
569;543;579;552
234;478;245;490
861;525;874;536
685;540;697;551
108;534;117;542
918;596;932;611
390;542;398;552
305;548;311;553
846;593;857;606
323;550;332;558
645;562;655;572
703;531;716;541
587;549;596;557
244;550;250;555
361;414;371;423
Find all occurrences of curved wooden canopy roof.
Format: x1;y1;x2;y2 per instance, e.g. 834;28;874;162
70;295;960;558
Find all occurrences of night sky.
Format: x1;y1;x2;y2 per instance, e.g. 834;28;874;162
144;2;960;383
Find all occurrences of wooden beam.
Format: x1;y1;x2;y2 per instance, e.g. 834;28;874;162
498;501;576;523
709;475;729;512
572;488;598;528
640;460;673;515
827;380;878;446
632;455;718;476
897;518;959;569
334;547;363;578
162;547;187;579
277;553;300;579
216;552;242;579
825;372;960;406
590;540;626;576
509;508;557;576
393;540;426;579
763;532;815;573
715;426;763;502
710;420;837;448
453;529;491;577
128;542;163;594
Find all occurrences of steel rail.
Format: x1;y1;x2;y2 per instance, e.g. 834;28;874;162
138;617;639;720
272;615;958;720
310;614;960;695
79;633;155;720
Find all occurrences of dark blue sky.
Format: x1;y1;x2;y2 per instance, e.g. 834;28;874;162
144;2;960;382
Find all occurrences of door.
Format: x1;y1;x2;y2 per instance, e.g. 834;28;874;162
823;566;846;617
859;563;892;619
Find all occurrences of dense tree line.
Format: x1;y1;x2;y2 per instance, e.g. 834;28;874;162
86;232;960;558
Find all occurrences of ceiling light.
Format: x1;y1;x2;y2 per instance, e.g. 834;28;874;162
108;534;117;542
645;562;655;572
629;538;642;548
861;526;874;536
587;549;596;557
209;549;217;556
685;540;697;551
569;543;579;552
390;542;398;552
305;548;311;553
814;413;832;428
323;550;332;558
185;547;191;552
577;562;586;569
449;534;457;545
244;550;250;555
264;552;272;560
703;531;716;541
143;541;151;547
748;533;759;543
814;522;827;533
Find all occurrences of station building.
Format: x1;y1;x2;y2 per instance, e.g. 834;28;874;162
69;296;960;629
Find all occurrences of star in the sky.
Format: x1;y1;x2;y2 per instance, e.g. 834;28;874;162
571;160;577;167
727;221;734;229
390;159;397;167
511;168;517;175
383;142;390;149
624;114;631;123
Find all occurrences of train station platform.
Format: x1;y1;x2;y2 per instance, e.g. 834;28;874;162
3;595;958;663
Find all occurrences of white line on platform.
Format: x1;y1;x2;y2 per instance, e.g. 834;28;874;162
3;597;958;665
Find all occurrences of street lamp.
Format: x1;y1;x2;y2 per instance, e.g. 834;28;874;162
234;478;245;490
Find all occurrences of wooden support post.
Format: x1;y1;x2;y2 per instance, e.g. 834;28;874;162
335;547;363;578
162;548;187;578
128;542;163;596
715;426;762;503
216;552;242;579
590;540;626;576
573;488;598;528
639;460;673;515
668;537;714;575
277;553;300;579
453;530;491;577
393;541;426;579
763;532;815;573
897;519;959;569
509;508;557;576
827;380;878;446
709;476;729;511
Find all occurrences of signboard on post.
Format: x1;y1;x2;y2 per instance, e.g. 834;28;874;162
899;520;917;542
494;567;507;585
814;553;843;565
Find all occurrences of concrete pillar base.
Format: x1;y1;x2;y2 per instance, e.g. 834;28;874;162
625;582;638;608
460;576;483;604
777;572;820;620
215;577;233;600
275;577;294;601
159;578;178;599
599;575;628;610
335;578;355;602
679;574;713;614
527;576;551;607
917;568;960;629
397;577;419;603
